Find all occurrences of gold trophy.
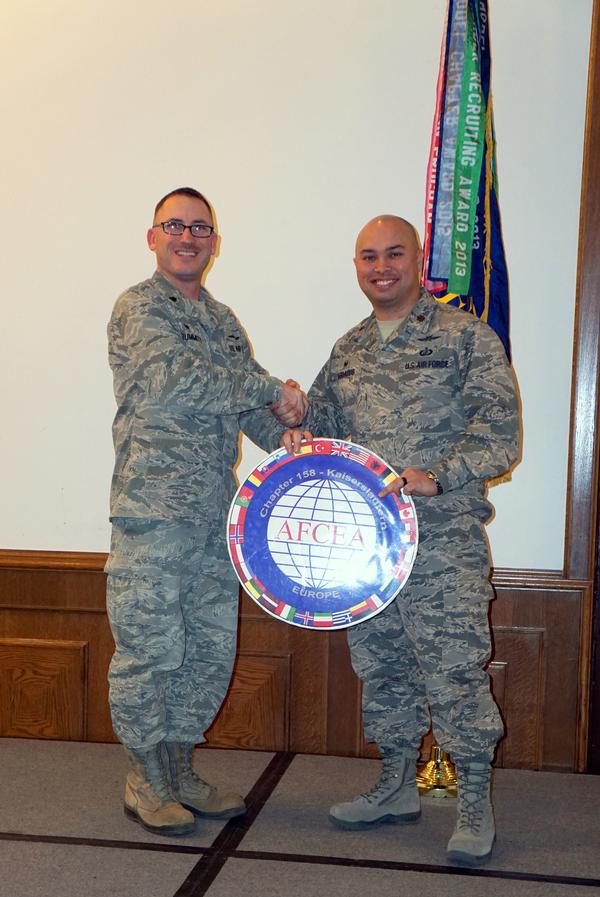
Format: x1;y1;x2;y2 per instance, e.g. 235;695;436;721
416;744;457;797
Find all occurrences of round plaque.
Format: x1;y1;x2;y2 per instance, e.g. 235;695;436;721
227;439;418;630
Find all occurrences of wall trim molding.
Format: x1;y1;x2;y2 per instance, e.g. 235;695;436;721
568;0;600;774
0;549;593;589
492;568;591;591
0;550;107;573
0;549;592;594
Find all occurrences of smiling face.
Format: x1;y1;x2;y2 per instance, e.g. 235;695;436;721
354;216;423;320
147;193;217;299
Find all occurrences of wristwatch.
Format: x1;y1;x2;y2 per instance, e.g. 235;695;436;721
425;470;444;495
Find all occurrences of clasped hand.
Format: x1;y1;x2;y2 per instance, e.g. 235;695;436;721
270;380;309;427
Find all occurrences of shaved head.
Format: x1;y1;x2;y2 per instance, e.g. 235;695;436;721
355;215;422;256
353;215;423;320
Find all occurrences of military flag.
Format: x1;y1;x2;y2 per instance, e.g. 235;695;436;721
422;0;510;359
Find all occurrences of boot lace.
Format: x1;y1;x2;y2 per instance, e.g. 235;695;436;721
361;759;409;804
456;769;490;832
176;746;212;795
141;751;174;803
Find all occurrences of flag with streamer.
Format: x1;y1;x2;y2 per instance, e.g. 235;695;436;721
422;0;510;359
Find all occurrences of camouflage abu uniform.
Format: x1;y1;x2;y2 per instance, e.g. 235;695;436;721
303;289;518;762
106;271;283;749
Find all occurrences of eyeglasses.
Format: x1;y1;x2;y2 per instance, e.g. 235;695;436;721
153;220;215;238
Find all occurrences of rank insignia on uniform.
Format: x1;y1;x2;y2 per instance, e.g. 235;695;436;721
227;334;243;353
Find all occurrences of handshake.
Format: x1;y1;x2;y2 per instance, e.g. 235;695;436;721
270;379;309;428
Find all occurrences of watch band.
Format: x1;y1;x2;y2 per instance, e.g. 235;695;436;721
425;470;444;495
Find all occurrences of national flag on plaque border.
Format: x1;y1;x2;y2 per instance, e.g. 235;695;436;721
423;0;511;360
226;439;419;631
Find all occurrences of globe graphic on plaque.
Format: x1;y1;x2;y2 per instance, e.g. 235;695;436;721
266;478;377;589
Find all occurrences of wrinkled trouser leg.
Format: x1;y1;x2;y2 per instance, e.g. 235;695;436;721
106;519;238;750
347;516;503;763
163;532;239;744
347;592;430;755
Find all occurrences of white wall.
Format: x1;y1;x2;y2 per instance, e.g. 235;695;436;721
0;0;592;568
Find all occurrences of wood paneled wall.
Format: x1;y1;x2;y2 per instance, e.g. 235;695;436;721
0;552;591;772
0;553;114;743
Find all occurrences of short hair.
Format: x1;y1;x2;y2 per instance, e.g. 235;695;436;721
153;187;214;221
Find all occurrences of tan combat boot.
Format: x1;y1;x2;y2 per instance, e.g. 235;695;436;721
124;745;195;835
165;741;246;818
329;749;421;830
447;761;495;865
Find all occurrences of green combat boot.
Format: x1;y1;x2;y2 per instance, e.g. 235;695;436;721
124;745;195;836
165;742;246;819
447;761;495;865
328;749;421;830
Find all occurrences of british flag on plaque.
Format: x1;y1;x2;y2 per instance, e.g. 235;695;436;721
227;438;419;630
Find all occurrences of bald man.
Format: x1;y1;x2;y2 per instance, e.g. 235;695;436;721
279;215;519;865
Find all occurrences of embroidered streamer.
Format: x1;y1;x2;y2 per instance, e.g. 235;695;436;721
422;0;510;359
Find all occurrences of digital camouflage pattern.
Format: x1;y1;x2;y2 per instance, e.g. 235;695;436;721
305;290;518;529
108;271;283;527
293;290;518;761
106;519;238;749
347;519;503;761
106;272;283;749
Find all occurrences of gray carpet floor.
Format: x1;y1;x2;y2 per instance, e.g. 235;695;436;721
1;738;599;897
